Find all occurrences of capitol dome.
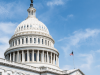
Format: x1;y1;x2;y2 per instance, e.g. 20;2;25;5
4;3;60;70
14;17;49;35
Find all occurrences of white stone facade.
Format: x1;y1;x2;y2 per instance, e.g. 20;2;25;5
0;2;85;75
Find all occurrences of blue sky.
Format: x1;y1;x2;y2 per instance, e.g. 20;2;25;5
0;0;100;75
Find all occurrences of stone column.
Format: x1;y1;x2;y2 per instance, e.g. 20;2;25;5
47;51;49;63
37;50;39;62
45;53;46;62
28;36;30;44
32;36;34;44
51;52;52;64
42;50;44;63
20;38;22;45
22;50;25;62
36;37;38;44
10;53;11;61
24;37;26;44
53;53;55;65
27;50;29;62
32;50;34;62
58;56;59;67
17;51;19;62
17;39;18;45
13;52;15;62
14;40;15;46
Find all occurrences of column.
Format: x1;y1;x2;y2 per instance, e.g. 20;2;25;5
20;38;22;45
24;37;26;44
32;36;34;44
45;53;46;62
36;37;38;44
42;50;44;63
58;56;59;67
14;40;15;46
47;51;49;63
13;52;15;62
53;53;55;65
32;50;34;62
10;53;11;61
37;50;39;62
27;50;29;62
22;50;25;62
28;36;30;44
56;54;58;66
51;52;52;64
40;37;42;45
43;38;45;45
17;39;18;45
17;51;19;62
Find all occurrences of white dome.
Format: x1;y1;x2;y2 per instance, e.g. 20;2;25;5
14;17;49;35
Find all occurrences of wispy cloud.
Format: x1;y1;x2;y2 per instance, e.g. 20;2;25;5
47;0;65;6
0;2;26;19
0;22;17;58
79;54;93;69
59;29;100;55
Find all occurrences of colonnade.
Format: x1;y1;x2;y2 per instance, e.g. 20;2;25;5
10;36;54;48
5;50;59;67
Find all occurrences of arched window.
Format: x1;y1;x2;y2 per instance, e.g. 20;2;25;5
22;39;24;44
34;38;36;44
25;53;27;61
8;73;10;75
26;38;28;43
34;53;37;61
38;38;40;44
30;38;32;43
30;52;32;61
21;26;23;30
24;25;26;29
42;39;43;44
27;25;29;28
30;25;32;28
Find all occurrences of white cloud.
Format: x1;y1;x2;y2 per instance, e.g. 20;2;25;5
47;0;65;6
0;2;26;19
96;65;100;68
59;29;100;55
96;50;100;53
0;22;17;58
79;54;93;69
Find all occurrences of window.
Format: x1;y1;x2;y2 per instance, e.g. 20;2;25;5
26;38;28;43
25;53;27;61
13;41;14;46
34;38;36;44
19;27;20;30
38;38;40;44
30;25;32;28
34;53;37;61
24;25;26;29
30;38;32;43
48;41;49;46
42;39;43;44
15;40;17;45
30;53;32;61
22;39;24;44
45;40;47;45
0;72;2;75
21;26;23;30
18;39;20;45
39;53;41;61
27;25;29;28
